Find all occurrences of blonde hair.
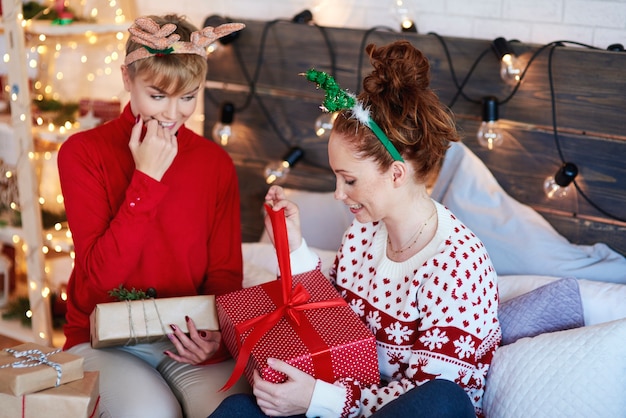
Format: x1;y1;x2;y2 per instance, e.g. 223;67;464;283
333;40;459;182
124;14;207;95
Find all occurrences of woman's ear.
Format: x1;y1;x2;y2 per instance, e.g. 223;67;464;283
391;161;409;186
121;65;132;92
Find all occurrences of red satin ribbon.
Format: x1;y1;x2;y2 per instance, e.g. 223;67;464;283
220;205;344;391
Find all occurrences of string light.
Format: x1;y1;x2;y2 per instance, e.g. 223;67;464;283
476;96;504;150
212;102;236;146
314;111;337;138
492;37;522;86
391;0;416;33
0;0;132;345
264;147;305;185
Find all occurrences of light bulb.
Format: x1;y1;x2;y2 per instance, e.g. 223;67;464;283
212;123;232;146
314;112;337;138
476;96;504;150
500;53;522;86
544;163;578;199
212;102;235;146
391;0;416;32
492;37;522;86
264;160;291;185
264;147;304;185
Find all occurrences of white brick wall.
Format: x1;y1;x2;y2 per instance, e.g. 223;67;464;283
133;0;626;48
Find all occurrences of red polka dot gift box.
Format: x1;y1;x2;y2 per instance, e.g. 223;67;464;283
217;206;380;391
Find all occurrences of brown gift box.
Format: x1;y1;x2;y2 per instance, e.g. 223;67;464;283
90;295;219;348
0;343;84;396
0;371;99;418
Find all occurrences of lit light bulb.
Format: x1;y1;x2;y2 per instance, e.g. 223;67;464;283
264;147;304;185
544;162;578;199
492;37;522;86
500;53;522;85
212;102;235;146
391;0;416;32
314;112;337;138
476;96;504;150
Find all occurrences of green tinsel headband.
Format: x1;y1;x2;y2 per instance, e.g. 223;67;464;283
303;68;404;162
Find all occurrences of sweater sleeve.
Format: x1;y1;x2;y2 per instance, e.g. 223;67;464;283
58;136;169;293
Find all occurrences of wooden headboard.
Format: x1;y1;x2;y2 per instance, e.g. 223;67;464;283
203;18;626;256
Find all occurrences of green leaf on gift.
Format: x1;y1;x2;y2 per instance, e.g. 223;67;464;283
108;284;152;301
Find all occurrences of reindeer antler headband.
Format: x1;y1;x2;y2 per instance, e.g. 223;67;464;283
303;69;404;162
124;17;245;66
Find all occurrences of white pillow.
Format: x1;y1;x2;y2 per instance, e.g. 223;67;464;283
259;188;353;251
430;142;626;284
242;242;336;288
498;275;626;326
483;318;626;418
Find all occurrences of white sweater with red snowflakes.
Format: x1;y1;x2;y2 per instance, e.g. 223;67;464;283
292;200;501;418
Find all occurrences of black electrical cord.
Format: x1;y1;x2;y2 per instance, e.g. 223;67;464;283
431;33;622;222
206;18;337;112
354;25;397;94
205;18;339;170
428;32;489;108
204;18;282;112
546;43;626;223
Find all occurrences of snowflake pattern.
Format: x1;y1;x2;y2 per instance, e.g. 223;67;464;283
418;327;450;350
350;298;365;317
384;321;414;344
366;310;382;334
323;204;500;417
454;334;476;359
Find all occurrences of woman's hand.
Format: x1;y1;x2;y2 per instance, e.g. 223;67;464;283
129;117;178;181
253;358;315;417
264;185;303;252
163;316;221;365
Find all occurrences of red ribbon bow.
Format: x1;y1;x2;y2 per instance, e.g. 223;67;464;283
220;205;344;391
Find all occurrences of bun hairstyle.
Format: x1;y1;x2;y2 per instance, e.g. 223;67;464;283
125;14;207;95
333;40;459;182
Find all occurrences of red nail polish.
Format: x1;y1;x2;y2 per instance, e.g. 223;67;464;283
199;330;207;338
163;351;170;356
185;315;190;322
169;324;177;331
135;114;141;124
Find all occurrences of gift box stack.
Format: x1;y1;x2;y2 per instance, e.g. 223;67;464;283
0;343;99;418
217;206;380;390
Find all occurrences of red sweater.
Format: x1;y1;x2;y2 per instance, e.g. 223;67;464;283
58;104;243;350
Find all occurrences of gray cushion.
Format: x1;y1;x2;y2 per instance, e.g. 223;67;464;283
498;277;584;345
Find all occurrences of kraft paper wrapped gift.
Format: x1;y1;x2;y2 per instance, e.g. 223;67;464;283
0;371;99;418
0;343;84;396
217;206;380;390
90;295;219;348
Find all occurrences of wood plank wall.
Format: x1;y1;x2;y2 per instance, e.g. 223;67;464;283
203;18;626;255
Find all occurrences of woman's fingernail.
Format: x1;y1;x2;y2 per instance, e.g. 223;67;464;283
163;351;170;356
199;330;207;338
169;324;177;331
135;114;141;124
185;315;190;322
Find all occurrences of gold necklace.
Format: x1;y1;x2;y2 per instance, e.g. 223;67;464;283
387;209;437;255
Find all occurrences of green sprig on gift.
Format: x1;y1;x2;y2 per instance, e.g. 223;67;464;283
303;68;355;112
108;285;157;301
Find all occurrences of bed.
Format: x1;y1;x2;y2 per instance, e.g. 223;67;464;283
204;17;626;417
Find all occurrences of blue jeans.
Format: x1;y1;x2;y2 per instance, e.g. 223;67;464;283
208;379;475;418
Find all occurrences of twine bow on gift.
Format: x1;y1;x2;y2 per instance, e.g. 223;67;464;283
220;205;345;391
0;348;63;387
125;298;168;346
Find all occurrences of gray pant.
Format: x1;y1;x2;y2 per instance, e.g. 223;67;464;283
68;342;251;418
